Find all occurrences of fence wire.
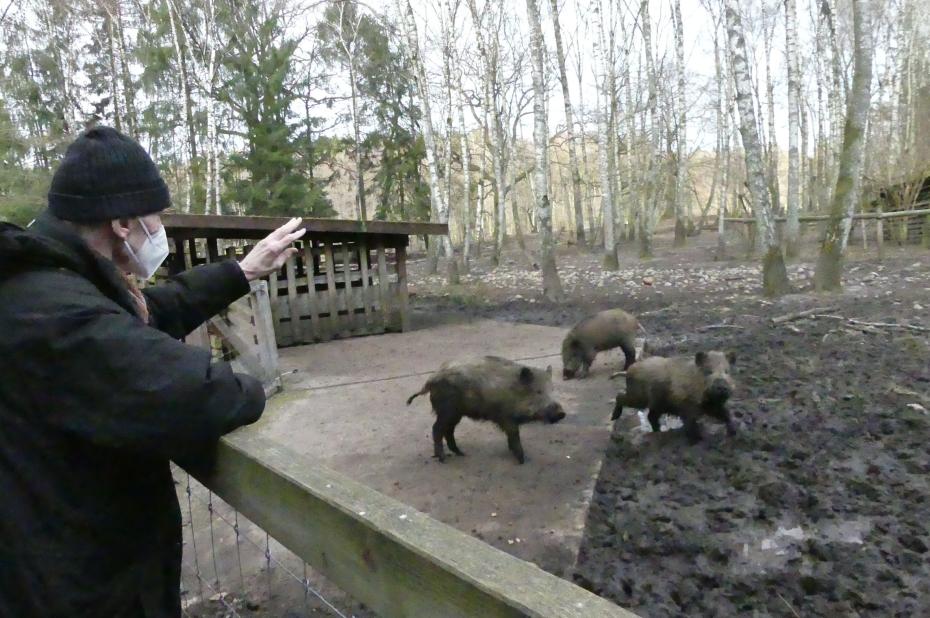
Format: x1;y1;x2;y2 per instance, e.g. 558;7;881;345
177;470;354;617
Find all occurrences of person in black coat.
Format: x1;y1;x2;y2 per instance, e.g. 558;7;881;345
0;126;306;617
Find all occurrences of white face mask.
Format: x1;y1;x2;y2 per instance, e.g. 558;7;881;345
124;218;170;280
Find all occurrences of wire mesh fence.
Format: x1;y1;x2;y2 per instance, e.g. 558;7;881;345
175;468;365;618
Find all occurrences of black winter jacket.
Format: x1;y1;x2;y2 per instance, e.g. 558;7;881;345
0;212;266;617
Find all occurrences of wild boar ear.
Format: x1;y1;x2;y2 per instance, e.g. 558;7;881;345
695;351;708;367
546;365;553;377
519;366;534;385
726;351;736;365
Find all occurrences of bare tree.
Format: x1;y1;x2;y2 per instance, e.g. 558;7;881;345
526;0;563;300
397;0;459;283
815;0;873;291
784;0;801;256
725;0;791;296
467;0;508;267
549;0;586;246
334;1;367;222
165;0;196;213
594;0;617;269
639;0;662;259
456;64;474;270
671;0;688;246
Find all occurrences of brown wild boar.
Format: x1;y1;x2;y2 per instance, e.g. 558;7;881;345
611;351;737;443
562;308;640;379
406;356;566;463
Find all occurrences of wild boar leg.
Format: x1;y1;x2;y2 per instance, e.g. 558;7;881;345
611;392;631;420
647;408;662;432
445;417;465;455
721;406;737;436
502;423;526;464
619;338;636;370
432;419;448;462
682;415;703;444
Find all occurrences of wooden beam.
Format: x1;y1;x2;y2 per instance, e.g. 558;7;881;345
185;432;638;618
723;208;930;224
164;214;449;239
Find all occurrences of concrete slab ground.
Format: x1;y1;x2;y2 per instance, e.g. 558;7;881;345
245;317;630;578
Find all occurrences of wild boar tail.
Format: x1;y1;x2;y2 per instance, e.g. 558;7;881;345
406;384;430;406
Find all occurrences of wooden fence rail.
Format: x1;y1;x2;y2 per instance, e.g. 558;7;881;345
184;431;638;618
722;206;930;223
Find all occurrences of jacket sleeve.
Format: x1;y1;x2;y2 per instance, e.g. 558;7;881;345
25;273;266;460
143;260;251;339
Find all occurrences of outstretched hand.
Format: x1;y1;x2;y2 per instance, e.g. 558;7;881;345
238;217;307;282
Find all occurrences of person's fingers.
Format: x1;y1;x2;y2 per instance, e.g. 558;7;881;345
273;247;298;269
274;228;307;252
270;217;302;241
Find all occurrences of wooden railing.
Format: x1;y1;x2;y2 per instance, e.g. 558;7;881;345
184;431;638;618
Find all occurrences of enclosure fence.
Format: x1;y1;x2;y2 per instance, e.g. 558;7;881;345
177;469;354;617
723;206;930;256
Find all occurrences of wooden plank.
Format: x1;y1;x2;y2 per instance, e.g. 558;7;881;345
376;240;391;332
187;238;199;268
207;316;266;378
185;433;638;618
285;255;302;344
170;237;188;274
164;213;449;238
322;242;340;337
249;280;280;392
303;243;322;342
395;246;410;332
341;242;357;334
207;238;220;263
358;240;373;333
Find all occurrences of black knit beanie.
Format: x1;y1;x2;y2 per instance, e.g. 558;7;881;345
48;126;171;223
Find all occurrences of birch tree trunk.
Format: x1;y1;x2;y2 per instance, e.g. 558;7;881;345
762;10;780;215
398;0;458;283
337;3;368;223
349;64;367;221
105;15;123;132
166;0;195;214
711;10;728;259
467;0;507;267
575;35;596;242
824;0;844;203
549;0;586;247
639;0;661;259
815;0;873;292
456;66;473;271
594;0;618;269
476;107;489;254
526;0;563;300
725;0;791;296
113;1;137;136
785;0;801;256
620;14;637;244
671;0;688;246
441;0;456;255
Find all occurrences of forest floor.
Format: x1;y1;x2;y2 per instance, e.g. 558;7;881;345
409;229;930;617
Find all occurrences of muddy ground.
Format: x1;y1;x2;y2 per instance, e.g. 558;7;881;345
410;231;930;618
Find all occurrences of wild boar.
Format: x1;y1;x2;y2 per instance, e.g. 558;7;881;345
406;356;566;464
562;309;640;379
611;351;737;443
